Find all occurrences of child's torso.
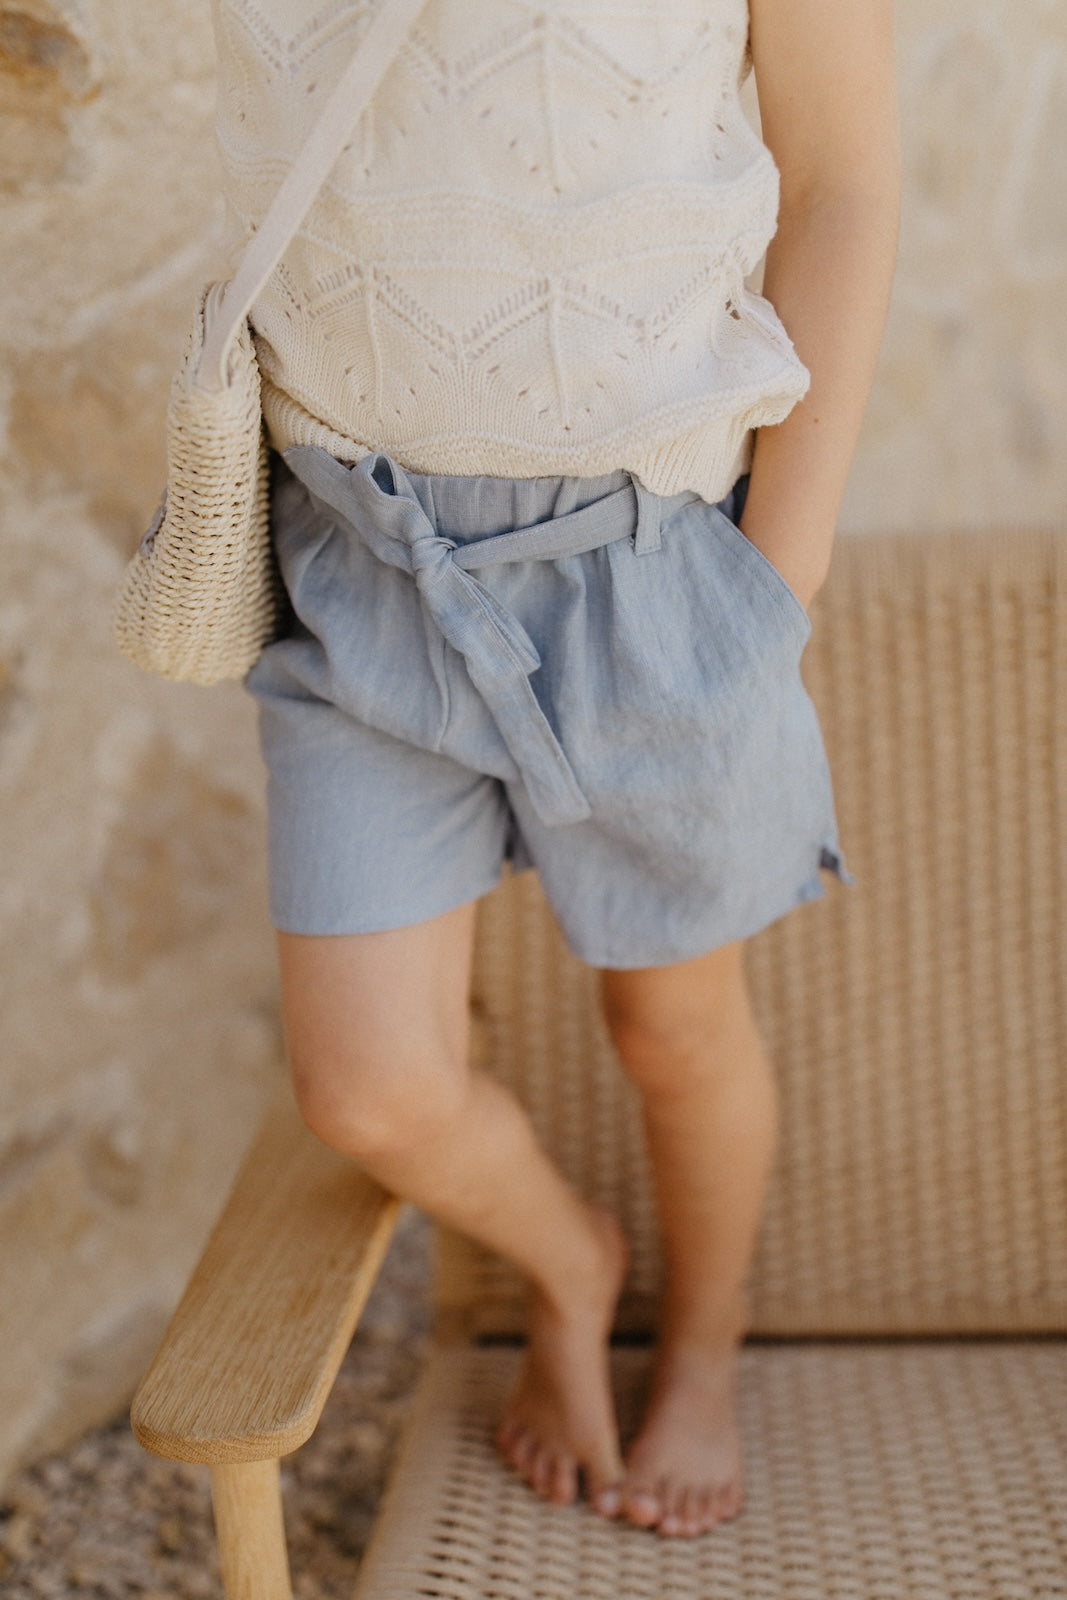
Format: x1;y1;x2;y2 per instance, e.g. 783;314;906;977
212;0;809;500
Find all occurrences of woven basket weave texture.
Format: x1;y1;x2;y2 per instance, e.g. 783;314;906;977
111;286;280;684
353;1343;1067;1600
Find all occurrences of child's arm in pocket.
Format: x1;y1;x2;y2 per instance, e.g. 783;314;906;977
739;0;901;611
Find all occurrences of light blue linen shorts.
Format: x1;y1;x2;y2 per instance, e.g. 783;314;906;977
246;445;848;968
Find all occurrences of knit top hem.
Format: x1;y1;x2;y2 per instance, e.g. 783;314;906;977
261;361;807;504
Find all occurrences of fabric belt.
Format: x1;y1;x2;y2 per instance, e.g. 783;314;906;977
284;446;694;828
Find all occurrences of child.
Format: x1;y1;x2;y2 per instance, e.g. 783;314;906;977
220;0;899;1538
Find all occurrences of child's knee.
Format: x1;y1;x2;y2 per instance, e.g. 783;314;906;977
290;1039;468;1163
602;966;762;1099
606;1007;722;1095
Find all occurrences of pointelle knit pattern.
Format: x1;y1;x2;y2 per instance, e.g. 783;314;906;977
212;0;810;502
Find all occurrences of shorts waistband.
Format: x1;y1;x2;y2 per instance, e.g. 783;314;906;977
282;447;697;828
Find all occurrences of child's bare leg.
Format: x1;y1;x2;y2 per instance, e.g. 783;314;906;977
277;900;627;1511
600;940;779;1537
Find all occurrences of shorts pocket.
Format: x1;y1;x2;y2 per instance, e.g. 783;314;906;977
708;501;812;644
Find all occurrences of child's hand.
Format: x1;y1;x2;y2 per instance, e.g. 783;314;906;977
736;515;835;614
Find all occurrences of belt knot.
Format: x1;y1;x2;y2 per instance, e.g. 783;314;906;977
410;531;456;580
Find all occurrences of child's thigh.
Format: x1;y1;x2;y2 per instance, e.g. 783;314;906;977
276;899;479;1125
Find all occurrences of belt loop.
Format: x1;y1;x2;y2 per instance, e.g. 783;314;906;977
632;478;662;555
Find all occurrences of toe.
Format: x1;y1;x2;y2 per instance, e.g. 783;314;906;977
530;1445;555;1498
511;1428;538;1479
592;1483;622;1519
547;1452;579;1506
584;1441;627;1518
656;1484;685;1538
678;1487;705;1538
696;1487;720;1535
495;1418;522;1457
716;1478;743;1523
586;1439;626;1504
622;1483;662;1529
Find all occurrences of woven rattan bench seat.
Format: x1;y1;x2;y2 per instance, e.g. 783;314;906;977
130;526;1066;1600
354;1343;1067;1600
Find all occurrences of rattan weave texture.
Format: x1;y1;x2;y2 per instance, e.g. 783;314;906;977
111;288;279;684
353;1343;1067;1600
437;529;1067;1337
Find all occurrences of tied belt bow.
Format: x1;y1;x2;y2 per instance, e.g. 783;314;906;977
285;448;669;828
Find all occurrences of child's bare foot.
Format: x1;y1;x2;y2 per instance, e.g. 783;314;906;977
622;1339;744;1537
495;1207;629;1513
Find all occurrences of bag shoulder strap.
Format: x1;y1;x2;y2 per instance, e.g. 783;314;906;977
199;0;426;391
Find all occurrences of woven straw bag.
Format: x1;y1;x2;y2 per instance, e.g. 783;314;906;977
111;0;425;686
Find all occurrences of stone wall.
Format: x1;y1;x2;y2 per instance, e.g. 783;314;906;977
0;0;1065;1487
0;0;285;1485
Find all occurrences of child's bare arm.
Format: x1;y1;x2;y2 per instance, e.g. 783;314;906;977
740;0;901;609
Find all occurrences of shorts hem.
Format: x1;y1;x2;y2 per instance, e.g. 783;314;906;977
563;855;850;971
268;865;508;938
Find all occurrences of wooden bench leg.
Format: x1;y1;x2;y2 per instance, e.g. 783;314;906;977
211;1460;293;1600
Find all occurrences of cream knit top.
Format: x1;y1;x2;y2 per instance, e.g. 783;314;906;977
213;0;810;503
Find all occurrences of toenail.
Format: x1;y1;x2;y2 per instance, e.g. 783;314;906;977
625;1491;661;1526
594;1487;621;1517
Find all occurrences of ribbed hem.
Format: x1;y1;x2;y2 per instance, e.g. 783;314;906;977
260;370;807;509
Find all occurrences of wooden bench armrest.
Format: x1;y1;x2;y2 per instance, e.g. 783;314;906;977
131;1090;401;1465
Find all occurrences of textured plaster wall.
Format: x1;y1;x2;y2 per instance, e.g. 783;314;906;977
0;0;1065;1486
0;0;285;1486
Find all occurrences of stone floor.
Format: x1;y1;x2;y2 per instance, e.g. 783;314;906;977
0;1210;433;1600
